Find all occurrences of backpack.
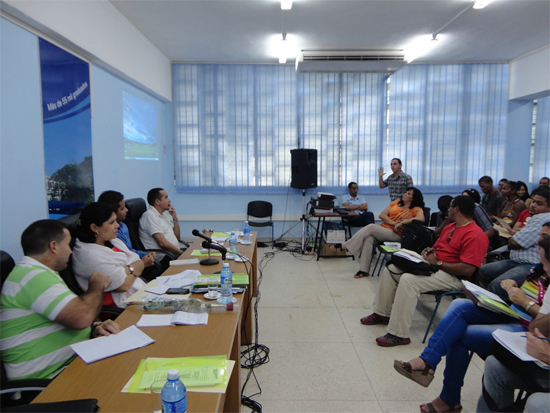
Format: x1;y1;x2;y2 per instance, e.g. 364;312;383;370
400;220;434;253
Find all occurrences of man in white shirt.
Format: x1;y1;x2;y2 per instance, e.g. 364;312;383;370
139;188;184;258
341;182;374;227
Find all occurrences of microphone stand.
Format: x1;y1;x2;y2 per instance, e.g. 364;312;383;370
199;240;219;266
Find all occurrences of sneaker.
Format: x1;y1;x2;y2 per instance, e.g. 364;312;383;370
360;313;390;325
376;333;411;347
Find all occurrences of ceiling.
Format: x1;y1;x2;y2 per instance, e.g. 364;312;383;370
109;0;550;65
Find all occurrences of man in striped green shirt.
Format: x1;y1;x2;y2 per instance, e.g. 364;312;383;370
1;220;119;380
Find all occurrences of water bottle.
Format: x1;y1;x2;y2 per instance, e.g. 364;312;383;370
218;263;233;304
228;231;238;255
243;221;251;243
161;369;186;413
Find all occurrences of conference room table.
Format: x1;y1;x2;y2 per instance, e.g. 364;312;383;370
32;232;258;413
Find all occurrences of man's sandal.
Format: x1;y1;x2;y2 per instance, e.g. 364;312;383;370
393;359;435;388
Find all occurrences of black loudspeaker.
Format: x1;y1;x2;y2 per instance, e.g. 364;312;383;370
291;149;318;189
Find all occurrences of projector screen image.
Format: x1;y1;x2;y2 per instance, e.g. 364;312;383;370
123;91;159;160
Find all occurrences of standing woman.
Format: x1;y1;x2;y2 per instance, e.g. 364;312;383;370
72;202;154;308
331;187;425;278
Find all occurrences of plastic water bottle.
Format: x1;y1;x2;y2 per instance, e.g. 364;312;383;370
161;369;186;413
228;231;238;255
218;263;233;304
243;221;251;243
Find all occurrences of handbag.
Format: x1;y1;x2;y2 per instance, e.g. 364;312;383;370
388;248;435;276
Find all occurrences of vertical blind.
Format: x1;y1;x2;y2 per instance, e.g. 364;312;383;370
173;63;511;194
388;64;509;190
533;96;550;181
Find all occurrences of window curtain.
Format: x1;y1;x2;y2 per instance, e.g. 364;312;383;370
172;64;297;193
388;63;509;192
533;96;550;181
298;72;387;191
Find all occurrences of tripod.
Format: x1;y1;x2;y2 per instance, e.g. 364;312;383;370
277;189;316;252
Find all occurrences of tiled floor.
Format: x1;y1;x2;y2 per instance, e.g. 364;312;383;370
241;247;485;413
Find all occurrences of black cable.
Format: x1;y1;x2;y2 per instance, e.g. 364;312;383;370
240;249;277;412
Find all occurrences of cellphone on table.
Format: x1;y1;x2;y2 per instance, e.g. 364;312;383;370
165;288;190;295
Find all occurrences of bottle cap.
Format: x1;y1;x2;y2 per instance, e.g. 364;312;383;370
167;369;180;380
223;263;230;268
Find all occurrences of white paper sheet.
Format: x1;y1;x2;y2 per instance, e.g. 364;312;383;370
156;270;201;288
169;259;200;266
136;312;208;327
70;325;155;364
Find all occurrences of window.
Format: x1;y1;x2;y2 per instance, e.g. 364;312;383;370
532;96;550;182
173;63;510;194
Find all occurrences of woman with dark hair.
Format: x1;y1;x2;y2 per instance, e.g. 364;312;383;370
72;202;154;308
331;187;425;278
394;235;550;413
496;180;527;227
462;188;481;204
516;180;532;208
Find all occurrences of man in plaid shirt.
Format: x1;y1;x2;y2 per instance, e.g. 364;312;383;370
378;158;414;201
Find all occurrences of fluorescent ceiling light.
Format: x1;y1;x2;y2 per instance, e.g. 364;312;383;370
281;0;293;10
473;0;494;9
404;35;440;63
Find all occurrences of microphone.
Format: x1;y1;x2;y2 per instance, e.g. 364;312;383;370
192;229;213;242
201;240;227;254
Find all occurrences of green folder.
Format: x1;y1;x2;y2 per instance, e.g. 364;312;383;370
194;273;249;286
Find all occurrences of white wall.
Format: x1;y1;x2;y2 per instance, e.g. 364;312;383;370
1;0;172;102
0;18;48;260
509;45;550;100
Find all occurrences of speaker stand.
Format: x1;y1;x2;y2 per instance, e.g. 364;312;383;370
277;189;315;253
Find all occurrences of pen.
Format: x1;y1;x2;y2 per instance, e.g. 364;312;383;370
521;335;550;341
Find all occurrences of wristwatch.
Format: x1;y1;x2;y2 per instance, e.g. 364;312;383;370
127;265;134;275
525;301;535;313
436;261;443;267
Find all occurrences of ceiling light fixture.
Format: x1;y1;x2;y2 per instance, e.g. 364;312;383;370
473;0;494;9
281;0;293;10
405;35;440;63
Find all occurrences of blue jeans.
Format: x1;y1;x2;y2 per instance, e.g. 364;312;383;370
419;299;526;405
478;260;532;302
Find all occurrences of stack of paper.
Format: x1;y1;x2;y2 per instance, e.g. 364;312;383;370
70;325;155;364
462;281;519;319
136;311;209;327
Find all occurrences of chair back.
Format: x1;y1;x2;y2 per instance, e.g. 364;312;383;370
123;198;148;251
1;250;16;288
422;207;431;226
247;201;273;220
429;212;439;227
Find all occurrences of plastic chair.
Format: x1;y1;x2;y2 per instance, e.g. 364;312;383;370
247;201;274;247
421;290;467;343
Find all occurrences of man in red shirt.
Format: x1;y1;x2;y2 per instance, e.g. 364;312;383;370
361;195;489;347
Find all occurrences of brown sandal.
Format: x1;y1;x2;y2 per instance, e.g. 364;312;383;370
393;359;434;388
354;270;369;279
330;243;344;253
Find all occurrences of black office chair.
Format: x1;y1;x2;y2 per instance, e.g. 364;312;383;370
429;211;439;227
422;207;431;226
124;198;188;258
246;201;274;247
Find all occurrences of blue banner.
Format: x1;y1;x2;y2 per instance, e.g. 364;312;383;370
39;39;94;216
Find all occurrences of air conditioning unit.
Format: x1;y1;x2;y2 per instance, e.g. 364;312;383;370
295;49;407;73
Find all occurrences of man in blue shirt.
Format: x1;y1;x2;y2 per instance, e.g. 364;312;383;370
97;190;165;281
341;182;374;227
478;186;550;302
